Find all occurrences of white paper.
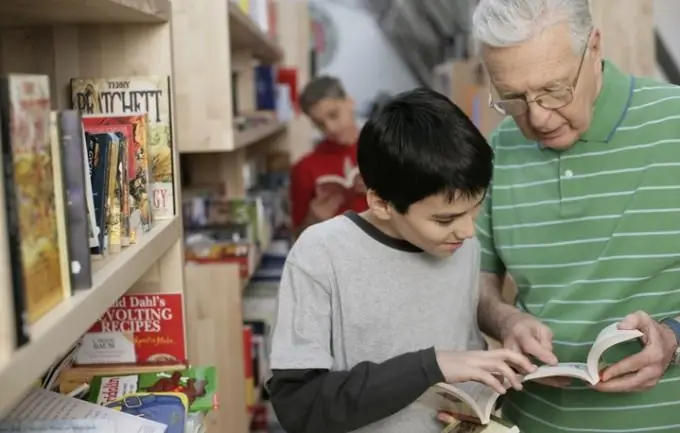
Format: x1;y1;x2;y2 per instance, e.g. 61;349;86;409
3;389;165;433
0;419;114;433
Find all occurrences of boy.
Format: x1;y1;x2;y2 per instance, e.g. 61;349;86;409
268;88;535;433
290;76;368;237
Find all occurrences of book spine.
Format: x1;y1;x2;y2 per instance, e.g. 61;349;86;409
58;110;93;290
0;77;29;347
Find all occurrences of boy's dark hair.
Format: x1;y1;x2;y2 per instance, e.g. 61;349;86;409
357;87;493;214
300;75;347;114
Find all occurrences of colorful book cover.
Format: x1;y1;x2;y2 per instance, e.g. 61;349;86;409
81;114;153;239
70;76;175;220
84;132;113;255
0;74;65;324
87;366;218;413
75;293;186;366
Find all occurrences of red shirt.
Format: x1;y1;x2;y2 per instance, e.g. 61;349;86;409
290;139;368;229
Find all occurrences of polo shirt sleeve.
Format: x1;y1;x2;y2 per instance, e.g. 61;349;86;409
290;159;315;230
270;234;334;370
476;133;506;276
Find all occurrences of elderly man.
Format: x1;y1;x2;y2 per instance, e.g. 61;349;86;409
470;0;680;432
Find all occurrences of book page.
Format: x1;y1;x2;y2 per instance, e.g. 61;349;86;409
587;322;643;379
3;388;165;433
523;362;594;384
418;382;500;425
0;419;114;433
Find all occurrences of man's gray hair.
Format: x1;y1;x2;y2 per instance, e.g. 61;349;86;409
472;0;592;52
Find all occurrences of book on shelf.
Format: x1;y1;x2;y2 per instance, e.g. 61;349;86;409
82;113;154;244
57;365;218;414
73;292;187;367
0;74;66;343
419;323;643;430
70;76;176;220
52;111;93;292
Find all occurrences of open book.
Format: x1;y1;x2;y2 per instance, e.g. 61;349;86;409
418;323;642;426
441;414;518;433
315;157;362;195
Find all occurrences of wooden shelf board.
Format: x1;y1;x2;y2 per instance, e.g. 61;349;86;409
0;217;181;416
229;5;283;63
0;0;170;26
234;121;287;150
180;121;286;154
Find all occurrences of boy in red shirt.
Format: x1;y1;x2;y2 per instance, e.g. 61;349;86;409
290;76;368;236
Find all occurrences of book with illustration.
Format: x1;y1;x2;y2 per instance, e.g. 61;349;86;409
419;323;643;429
70;76;175;220
83;366;217;413
0;74;65;327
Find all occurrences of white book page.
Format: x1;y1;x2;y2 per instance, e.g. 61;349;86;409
3;389;166;433
523;362;594;384
0;419;114;433
587;323;643;379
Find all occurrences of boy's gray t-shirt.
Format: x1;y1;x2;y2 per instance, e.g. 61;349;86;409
270;213;485;433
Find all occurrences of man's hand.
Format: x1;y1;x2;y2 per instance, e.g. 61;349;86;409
500;311;569;387
595;311;676;393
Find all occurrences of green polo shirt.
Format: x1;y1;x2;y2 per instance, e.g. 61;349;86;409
477;60;680;432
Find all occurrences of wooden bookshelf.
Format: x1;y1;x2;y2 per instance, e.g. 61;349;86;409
229;5;283;63
171;1;311;432
0;0;170;25
0;0;186;420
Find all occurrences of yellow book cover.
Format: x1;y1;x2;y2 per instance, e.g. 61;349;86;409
0;74;65;324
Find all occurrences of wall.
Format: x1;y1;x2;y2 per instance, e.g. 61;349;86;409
309;0;419;118
654;0;679;81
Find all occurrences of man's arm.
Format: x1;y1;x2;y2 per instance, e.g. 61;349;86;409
474;189;519;340
268;348;444;433
478;272;518;341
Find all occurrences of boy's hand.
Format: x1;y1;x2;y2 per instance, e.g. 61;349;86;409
436;349;537;394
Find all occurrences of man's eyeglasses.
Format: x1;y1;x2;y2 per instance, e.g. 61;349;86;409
488;30;592;116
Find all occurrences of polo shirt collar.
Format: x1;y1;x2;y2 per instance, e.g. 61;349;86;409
580;60;634;142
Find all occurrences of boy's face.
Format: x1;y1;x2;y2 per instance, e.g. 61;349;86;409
369;191;486;258
307;97;357;145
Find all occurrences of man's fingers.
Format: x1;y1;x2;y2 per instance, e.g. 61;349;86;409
492;349;537;375
618;311;651;331
595;369;655;392
518;335;558;365
600;352;648;381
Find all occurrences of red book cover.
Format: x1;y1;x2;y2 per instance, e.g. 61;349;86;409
75;293;187;366
243;325;255;412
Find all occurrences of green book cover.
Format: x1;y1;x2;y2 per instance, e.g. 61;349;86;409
87;366;217;413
